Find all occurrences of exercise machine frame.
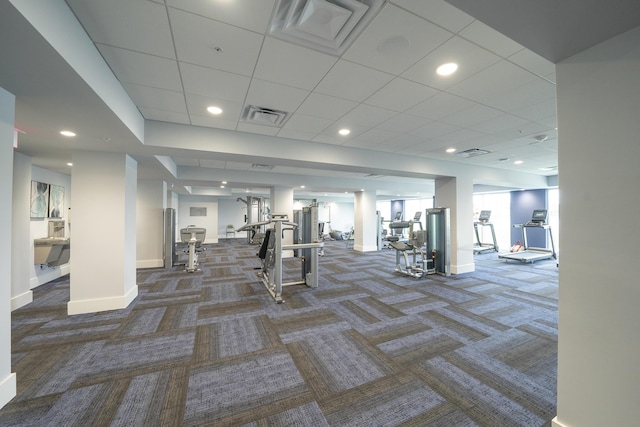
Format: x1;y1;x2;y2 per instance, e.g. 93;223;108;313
498;209;556;263
474;210;499;254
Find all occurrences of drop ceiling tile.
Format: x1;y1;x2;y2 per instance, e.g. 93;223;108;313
365;78;439;112
390;0;474;33
295;93;358;120
66;0;175;58
198;159;228;169
121;83;187;114
471;113;530;135
180;63;250;101
254;37;338;90
138;107;190;125
282;113;333;133
172;157;200;167
338;104;397;127
440;104;504;128
459;20;524;58
314;60;394;102
401;36;501;90
509;98;557;122
408;120;459;139
508;48;556;78
245;79;310;113
343;4;453;75
166;0;276;33
376;114;431;133
236;122;280;136
169;8;263;76
277;129;317;141
185;92;244;122
97;45;182;91
406;91;474;120
312;134;343;145
447;60;540;106
320;122;369;139
352;128;401;146
190;115;238;131
487;78;556;112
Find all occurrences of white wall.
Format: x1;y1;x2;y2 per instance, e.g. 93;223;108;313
178;195;218;244
136;180;166;268
29;166;72;288
217;198;246;238
0;86;17;408
12;153;32;310
554;25;640;427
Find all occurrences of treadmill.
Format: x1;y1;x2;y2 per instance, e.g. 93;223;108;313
473;210;498;254
499;209;557;263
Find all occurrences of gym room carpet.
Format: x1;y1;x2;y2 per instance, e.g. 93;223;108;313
1;239;558;426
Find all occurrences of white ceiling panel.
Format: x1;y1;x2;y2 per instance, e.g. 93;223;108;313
343;4;453;75
486;78;556;113
314;60;394;102
169;8;264;75
458;20;524;58
179;63;250;101
173;157;200;167
401;35;501;90
66;0;175;58
197;158;228;169
166;0;276;33
281;113;332;134
276;128;316;141
390;0;474;33
406;91;474;120
97;45;182;91
447;59;540;105
295;93;358;121
245;79;309;113
338;104;398;127
439;103;504;128
508;48;555;79
408;120;458;139
253;37;338;90
121;83;187;114
184;93;244;122
138;107;190;125
236;122;280;136
376;113;431;133
471;113;530;135
365;78;439;112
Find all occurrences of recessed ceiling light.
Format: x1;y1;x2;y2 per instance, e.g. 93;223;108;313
436;62;458;76
301;185;305;189
66;162;73;166
222;181;227;184
220;185;225;188
60;130;76;137
207;106;223;115
514;160;524;165
338;128;350;136
446;148;456;153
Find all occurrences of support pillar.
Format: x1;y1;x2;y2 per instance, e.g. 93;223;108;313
354;189;378;252
136;180;167;269
68;151;138;315
0;86;17;408
435;175;474;274
270;186;294;256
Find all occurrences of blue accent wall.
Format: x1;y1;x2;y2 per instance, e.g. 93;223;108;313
510;190;547;248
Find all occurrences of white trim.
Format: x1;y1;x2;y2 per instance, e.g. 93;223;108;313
551;417;566;427
30;263;71;289
452;262;475;275
354;244;378;252
136;259;163;269
11;290;33;311
0;373;16;409
67;285;138;315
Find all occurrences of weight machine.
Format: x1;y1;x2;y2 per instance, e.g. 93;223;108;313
253;213;324;303
388;212;431;278
473;210;499;254
178;226;206;273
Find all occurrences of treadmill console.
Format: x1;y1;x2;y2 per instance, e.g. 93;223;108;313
394;211;403;221
413;211;422;222
478;210;491;223
526;209;548;226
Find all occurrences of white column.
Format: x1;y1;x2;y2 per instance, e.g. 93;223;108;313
0;86;17;408
270;186;294;256
353;189;378;252
136;180;167;269
553;26;640;427
68;151;138;315
434;175;475;274
11;152;33;310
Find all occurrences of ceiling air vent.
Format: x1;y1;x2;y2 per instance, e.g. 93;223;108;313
269;0;386;56
455;148;491;158
242;105;289;127
251;164;275;170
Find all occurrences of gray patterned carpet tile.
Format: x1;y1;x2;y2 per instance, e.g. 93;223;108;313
1;240;558;426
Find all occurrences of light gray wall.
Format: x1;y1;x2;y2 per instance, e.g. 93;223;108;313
555;25;640;427
11;153;32;309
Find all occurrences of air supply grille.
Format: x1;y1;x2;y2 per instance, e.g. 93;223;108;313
455;148;491;158
242;105;289;127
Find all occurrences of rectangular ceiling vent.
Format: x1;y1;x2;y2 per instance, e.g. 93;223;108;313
455;148;491;158
242;105;289;127
251;163;275;170
269;0;385;56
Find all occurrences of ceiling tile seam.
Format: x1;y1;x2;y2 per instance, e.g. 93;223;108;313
165;4;268;37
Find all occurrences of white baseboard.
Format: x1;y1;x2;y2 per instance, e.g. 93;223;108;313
0;373;16;409
67;285;138;315
452;263;475;275
30;263;71;289
136;259;163;269
354;244;378;252
551;417;566;427
11;290;33;311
